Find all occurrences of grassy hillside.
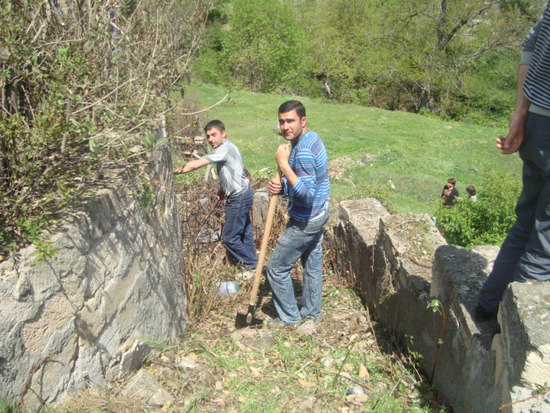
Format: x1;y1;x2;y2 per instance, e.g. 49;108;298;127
184;83;522;215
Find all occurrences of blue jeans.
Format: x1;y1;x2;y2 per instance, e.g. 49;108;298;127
478;112;550;313
222;188;258;269
266;209;329;324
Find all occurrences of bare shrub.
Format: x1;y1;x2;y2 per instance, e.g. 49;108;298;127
176;174;290;322
0;0;214;257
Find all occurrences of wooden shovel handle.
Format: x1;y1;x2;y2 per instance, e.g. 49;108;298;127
248;169;281;306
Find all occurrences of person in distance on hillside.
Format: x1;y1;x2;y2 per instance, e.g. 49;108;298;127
441;184;454;206
173;120;258;271
466;185;477;202
441;177;459;206
475;4;550;321
265;100;330;328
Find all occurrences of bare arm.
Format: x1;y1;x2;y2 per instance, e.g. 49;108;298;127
173;157;211;174
497;64;530;154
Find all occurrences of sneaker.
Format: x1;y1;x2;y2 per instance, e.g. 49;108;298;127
265;318;298;329
474;304;496;321
237;270;255;281
301;315;321;324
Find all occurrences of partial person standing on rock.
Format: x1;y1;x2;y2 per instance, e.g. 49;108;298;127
265;100;330;327
173;120;258;271
475;4;550;321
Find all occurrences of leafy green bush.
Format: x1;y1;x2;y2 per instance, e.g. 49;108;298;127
445;52;518;126
194;0;307;93
435;172;521;248
193;23;233;86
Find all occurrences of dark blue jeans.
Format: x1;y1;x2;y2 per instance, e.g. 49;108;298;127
222;188;258;269
478;112;550;313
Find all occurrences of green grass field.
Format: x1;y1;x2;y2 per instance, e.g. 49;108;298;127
184;82;522;215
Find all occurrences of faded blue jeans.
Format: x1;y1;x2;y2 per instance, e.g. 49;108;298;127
222;188;258;269
266;208;329;324
478;112;550;314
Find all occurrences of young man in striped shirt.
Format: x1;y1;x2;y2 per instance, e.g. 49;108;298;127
266;100;330;327
475;3;550;321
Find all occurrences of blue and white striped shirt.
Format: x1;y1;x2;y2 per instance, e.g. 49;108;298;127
282;130;330;221
522;3;550;115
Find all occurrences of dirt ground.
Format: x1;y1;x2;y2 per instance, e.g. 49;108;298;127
58;270;446;413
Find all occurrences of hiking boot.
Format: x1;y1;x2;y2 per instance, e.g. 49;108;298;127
474;304;496;321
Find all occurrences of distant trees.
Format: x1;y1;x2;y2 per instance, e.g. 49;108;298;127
195;0;545;122
194;0;307;92
301;0;537;114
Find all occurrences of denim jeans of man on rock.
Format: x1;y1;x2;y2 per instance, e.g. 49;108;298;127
478;112;550;314
267;210;329;325
222;188;257;269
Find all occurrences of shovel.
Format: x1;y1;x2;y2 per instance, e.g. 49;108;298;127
235;169;281;328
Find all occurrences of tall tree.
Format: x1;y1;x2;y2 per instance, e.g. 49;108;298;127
196;0;306;92
305;0;533;112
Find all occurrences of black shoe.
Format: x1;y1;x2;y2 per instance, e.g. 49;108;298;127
474;304;496;321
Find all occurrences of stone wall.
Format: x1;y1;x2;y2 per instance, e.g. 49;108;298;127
0;139;186;409
332;198;550;413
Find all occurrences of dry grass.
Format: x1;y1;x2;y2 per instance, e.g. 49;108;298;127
55;179;445;413
176;175;287;324
57;273;444;412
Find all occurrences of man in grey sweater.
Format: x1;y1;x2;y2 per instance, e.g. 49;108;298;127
174;120;258;270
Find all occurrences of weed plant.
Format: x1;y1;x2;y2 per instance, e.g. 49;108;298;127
0;1;213;260
176;172;283;322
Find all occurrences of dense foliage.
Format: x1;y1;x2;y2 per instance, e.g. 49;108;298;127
195;0;545;123
435;172;521;248
195;0;309;93
0;0;213;257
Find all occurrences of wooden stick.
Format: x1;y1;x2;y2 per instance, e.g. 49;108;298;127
246;169;281;319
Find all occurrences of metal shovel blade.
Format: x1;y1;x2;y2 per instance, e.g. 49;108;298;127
235;304;263;328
